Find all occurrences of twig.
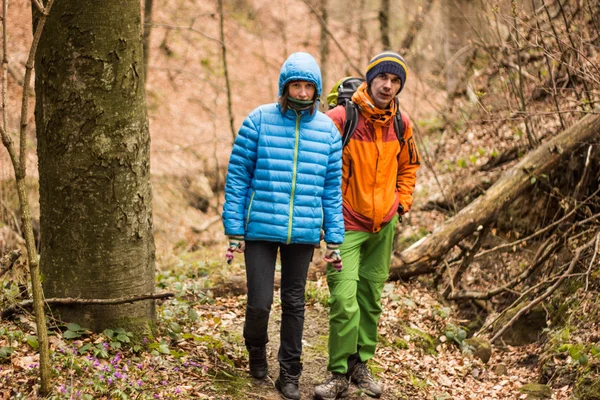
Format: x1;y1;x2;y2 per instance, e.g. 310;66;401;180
490;232;599;344
475;187;600;259
0;249;21;278
31;0;45;14
585;233;599;291
449;235;562;300
443;224;490;298
573;145;595;200
2;292;175;319
532;0;565;130
151;23;222;45
217;0;235;141
1;0;7;132
298;0;362;76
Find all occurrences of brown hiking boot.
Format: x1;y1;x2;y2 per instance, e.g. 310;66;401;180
314;372;348;399
348;362;382;398
247;345;268;379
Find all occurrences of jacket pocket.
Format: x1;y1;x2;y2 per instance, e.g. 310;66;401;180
245;191;256;230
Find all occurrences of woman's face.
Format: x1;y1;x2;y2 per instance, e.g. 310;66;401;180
288;81;316;100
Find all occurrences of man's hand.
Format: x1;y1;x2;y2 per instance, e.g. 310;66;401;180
323;244;343;271
225;236;245;264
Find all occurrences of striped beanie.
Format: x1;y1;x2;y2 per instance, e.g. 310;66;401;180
365;51;408;93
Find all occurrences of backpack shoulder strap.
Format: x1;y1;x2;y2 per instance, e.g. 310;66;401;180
342;101;359;148
393;100;406;144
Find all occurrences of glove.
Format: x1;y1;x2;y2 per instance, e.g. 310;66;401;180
323;244;342;272
397;204;405;216
397;204;405;222
225;236;245;264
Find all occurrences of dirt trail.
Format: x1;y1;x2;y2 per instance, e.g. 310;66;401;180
235;300;399;400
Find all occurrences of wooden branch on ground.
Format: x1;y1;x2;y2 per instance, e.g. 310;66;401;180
191;215;221;233
0;249;21;278
489;232;599;343
448;235;562;300
1;292;174;319
442;224;490;298
389;113;600;280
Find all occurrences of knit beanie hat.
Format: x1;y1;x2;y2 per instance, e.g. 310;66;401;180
365;51;408;93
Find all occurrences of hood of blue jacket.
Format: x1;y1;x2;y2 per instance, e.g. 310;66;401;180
278;52;322;98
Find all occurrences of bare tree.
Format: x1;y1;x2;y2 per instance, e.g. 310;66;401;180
0;0;56;395
379;0;390;48
320;0;329;93
143;0;154;84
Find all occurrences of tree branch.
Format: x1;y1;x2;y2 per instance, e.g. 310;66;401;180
490;232;599;344
2;292;175;319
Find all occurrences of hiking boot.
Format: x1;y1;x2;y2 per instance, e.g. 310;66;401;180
348;362;382;398
314;373;348;400
247;346;268;379
275;364;302;400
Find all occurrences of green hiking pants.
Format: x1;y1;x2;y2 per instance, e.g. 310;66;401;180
325;215;398;373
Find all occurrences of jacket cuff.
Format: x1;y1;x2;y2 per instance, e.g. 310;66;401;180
326;243;340;249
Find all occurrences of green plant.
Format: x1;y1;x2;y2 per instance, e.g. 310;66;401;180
444;324;468;347
63;323;89;340
304;280;329;306
103;328;138;351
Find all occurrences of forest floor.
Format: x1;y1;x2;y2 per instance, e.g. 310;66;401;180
0;250;573;400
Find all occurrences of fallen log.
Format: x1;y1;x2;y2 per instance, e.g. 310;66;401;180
390;113;600;280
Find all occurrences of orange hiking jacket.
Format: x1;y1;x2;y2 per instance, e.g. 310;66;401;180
326;105;420;233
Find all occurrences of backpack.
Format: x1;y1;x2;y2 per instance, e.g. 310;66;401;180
327;77;365;109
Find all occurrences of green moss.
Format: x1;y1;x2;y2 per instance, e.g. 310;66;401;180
403;326;437;355
304;335;329;360
519;383;553;399
210;369;251;396
575;375;600;399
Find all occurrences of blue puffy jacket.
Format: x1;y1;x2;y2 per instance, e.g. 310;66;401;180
223;52;344;245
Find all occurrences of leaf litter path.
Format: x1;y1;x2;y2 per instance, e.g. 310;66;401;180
226;278;571;400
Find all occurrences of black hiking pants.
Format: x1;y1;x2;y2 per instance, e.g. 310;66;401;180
243;240;314;372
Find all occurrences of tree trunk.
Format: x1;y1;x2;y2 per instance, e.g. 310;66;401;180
443;0;476;99
390;113;600;279
35;0;156;332
319;0;328;93
400;0;434;51
379;0;390;49
142;0;153;84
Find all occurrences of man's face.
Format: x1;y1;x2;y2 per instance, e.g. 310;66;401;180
368;73;402;109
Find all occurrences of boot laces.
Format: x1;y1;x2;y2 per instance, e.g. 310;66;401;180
248;346;267;366
281;367;301;385
352;362;375;384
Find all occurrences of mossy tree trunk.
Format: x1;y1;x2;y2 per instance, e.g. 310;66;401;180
34;0;156;332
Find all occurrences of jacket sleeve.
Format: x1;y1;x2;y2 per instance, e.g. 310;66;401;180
222;111;260;236
397;116;421;212
322;125;345;244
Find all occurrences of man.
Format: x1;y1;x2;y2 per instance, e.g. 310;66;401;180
315;51;420;399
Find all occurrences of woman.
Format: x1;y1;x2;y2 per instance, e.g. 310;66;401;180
222;52;344;400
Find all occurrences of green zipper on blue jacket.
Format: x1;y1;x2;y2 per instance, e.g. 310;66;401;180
245;191;255;229
287;112;301;244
